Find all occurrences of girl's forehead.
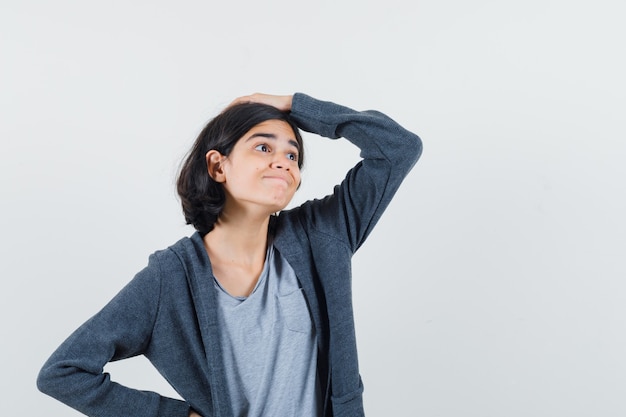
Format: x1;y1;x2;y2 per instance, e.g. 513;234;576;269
240;120;299;146
248;119;294;134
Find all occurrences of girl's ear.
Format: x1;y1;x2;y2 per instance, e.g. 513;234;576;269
206;150;226;182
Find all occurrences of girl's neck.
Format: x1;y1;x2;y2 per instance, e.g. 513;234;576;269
203;210;271;266
202;211;272;297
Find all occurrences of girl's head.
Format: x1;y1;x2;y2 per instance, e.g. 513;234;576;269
177;103;305;234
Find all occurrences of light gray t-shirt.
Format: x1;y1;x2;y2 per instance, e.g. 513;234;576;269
214;244;321;417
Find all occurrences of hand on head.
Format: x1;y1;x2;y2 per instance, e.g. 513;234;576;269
228;93;293;112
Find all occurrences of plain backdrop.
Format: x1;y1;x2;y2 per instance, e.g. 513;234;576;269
2;0;625;415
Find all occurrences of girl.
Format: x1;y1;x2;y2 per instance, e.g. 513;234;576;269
37;92;422;417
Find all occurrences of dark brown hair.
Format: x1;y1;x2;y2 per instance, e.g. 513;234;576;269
176;103;304;234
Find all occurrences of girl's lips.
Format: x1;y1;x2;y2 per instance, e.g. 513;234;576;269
263;175;291;185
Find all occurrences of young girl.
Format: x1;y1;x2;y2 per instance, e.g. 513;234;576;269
37;93;422;417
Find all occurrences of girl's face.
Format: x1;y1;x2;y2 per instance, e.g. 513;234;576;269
209;119;301;216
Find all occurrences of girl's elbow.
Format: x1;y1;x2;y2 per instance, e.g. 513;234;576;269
413;131;423;152
405;133;423;166
36;365;54;395
36;362;67;399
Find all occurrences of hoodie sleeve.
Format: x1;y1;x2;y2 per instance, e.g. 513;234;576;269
36;254;192;417
288;92;423;253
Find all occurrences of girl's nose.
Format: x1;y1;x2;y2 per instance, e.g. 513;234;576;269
270;156;289;170
271;161;287;170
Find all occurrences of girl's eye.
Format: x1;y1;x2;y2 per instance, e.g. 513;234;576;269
255;144;269;152
287;153;298;162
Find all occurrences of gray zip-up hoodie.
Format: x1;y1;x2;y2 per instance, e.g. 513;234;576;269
37;93;423;417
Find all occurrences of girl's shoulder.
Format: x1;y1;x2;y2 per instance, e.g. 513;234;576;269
154;232;207;270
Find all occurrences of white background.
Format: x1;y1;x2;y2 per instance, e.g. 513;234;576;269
2;0;625;415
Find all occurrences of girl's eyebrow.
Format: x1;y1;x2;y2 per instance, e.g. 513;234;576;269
246;133;299;150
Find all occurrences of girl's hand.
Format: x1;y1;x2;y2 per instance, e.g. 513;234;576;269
189;411;203;417
228;93;293;112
